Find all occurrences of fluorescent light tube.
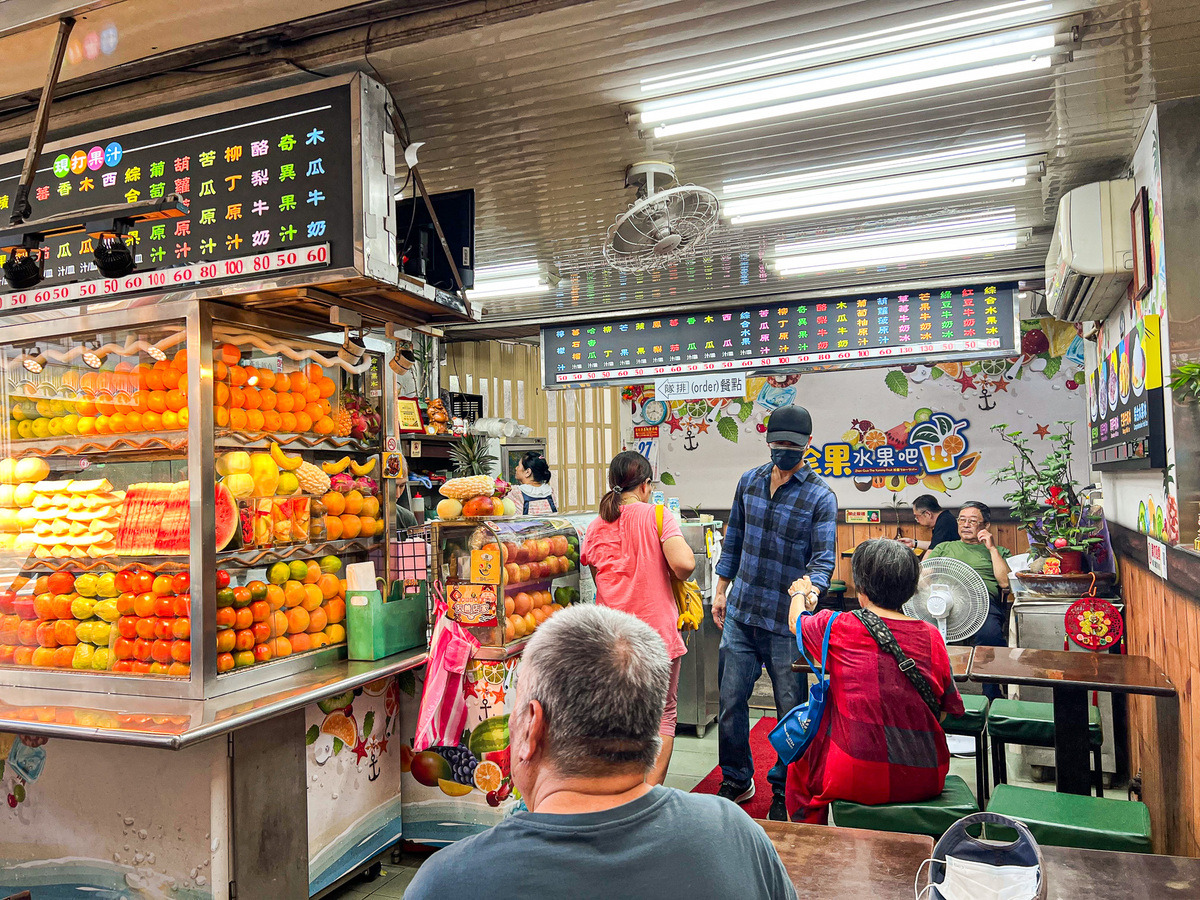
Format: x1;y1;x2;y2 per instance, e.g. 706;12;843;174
640;0;1054;94
467;278;550;299
474;261;544;281
724;162;1031;224
774;210;1018;256
723;139;1028;197
651;54;1053;138
775;231;1024;275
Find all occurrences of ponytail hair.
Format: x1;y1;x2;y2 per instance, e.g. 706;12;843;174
598;450;654;523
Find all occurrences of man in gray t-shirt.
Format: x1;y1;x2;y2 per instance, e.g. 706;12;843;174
407;605;796;900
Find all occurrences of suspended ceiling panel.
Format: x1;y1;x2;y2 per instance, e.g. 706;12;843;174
363;0;1200;334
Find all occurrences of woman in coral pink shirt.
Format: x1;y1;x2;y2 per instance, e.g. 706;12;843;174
581;451;696;784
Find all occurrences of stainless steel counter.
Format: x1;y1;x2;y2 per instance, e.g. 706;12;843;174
0;649;427;749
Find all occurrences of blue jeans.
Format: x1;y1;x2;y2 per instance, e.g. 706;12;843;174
718;615;804;796
966;599;1007;700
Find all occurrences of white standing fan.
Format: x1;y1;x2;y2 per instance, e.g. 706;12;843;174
904;556;991;757
905;557;990;641
603;161;719;273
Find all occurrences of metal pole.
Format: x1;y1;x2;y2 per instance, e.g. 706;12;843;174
10;16;75;225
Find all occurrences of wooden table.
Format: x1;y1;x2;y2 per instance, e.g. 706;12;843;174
1041;845;1200;897
947;646;974;682
970;646;1175;795
757;819;932;899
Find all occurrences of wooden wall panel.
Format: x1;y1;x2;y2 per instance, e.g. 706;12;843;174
446;342;620;514
1118;551;1199;858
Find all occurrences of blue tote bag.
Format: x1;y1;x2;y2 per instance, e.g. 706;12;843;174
769;612;840;765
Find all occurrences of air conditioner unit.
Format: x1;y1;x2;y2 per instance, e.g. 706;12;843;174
1044;179;1134;322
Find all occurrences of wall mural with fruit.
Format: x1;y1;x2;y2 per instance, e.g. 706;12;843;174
626;318;1087;509
400;656;519;843
305;674;412;893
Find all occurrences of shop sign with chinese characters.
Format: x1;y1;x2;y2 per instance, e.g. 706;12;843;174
653;373;745;401
807;412;972;481
0;81;360;312
541;284;1018;386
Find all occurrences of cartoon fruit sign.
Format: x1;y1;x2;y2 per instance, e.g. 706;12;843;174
908;413;969;474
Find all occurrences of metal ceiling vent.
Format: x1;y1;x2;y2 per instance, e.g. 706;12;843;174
603;161;719;273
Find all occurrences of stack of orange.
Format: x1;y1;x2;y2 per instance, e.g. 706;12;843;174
318;488;384;541
213;345;338;436
73;351;190;435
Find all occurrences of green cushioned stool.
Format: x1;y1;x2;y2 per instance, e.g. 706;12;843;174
986;784;1152;853
942;694;990;803
987;699;1104;796
830;774;980;839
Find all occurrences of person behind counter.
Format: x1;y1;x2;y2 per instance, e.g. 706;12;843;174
581;450;695;785
783;539;964;823
713;405;837;821
513;452;558;516
406;605;798;900
899;494;958;551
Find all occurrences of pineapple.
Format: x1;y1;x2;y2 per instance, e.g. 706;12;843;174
448;434;497;477
332;408;352;438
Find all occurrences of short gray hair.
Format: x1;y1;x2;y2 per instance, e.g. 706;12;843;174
519;604;670;775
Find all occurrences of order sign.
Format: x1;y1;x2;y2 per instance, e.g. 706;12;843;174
0;243;329;313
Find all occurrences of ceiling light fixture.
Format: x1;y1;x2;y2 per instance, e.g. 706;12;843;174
774;209;1019;257
723;138;1029;198
91;229;135;279
468;261;560;299
775;230;1028;276
82;343;103;369
1;237;44;291
725;161;1034;225
146;344;167;362
21;349;43;374
636;27;1066;139
640;0;1056;95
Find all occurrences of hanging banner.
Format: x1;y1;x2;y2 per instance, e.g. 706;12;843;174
542;283;1019;387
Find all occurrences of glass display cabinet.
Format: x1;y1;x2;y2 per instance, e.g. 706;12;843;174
431;517;581;659
0;300;390;698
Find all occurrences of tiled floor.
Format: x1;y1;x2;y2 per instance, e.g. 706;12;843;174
327;702;1060;898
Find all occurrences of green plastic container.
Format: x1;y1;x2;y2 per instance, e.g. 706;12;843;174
346;580;428;661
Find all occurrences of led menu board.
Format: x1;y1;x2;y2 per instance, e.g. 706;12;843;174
542;283;1018;387
0;80;361;314
1087;315;1167;470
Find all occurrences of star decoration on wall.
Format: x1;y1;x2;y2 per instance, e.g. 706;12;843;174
666;413;684;434
954;371;977;393
990;378;1010;393
695;420;711;434
1034;423;1051;439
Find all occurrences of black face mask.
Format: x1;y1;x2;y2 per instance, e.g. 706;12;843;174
771;447;804;471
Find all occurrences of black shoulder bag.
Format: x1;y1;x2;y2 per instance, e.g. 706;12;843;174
852;608;941;718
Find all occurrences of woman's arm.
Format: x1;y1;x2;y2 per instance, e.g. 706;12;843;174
662;535;695;582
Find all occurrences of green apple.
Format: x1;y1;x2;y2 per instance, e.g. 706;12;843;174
71;596;97;620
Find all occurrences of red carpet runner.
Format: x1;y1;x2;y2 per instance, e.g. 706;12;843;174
690;716;777;820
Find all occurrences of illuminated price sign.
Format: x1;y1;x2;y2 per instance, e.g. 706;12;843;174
541;284;1018;388
0;80;358;311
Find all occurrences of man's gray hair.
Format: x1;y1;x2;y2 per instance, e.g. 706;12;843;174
520;604;670;775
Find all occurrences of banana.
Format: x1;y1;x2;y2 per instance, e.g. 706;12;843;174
269;441;303;472
321;456;351;475
349;457;378;477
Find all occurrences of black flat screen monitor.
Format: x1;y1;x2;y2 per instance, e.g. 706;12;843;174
397;188;474;291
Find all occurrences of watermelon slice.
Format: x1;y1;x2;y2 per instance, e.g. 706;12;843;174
215;482;239;551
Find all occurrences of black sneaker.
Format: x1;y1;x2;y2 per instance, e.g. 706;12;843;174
716;780;755;804
768;794;788;821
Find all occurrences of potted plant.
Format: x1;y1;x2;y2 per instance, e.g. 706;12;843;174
991;421;1102;574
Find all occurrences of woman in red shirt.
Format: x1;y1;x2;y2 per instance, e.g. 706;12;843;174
581;451;696;784
784;538;964;823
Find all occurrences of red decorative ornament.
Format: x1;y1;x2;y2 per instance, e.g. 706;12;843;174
1065;597;1123;651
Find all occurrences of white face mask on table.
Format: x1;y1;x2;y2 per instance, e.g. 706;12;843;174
918;856;1040;900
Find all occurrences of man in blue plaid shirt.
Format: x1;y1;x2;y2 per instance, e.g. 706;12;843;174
713;405;837;821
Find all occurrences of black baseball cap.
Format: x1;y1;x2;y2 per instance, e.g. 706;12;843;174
766;406;812;444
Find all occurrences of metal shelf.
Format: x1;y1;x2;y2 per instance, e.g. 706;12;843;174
214;431;379;454
5;430;188;459
216;536;382;568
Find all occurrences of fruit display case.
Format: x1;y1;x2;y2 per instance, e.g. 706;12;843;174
0;299;394;700
431;517;582;660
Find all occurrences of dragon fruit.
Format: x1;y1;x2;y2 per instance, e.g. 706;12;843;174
330;472;355;493
494;479;511;498
341;389;381;442
353;476;378;496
